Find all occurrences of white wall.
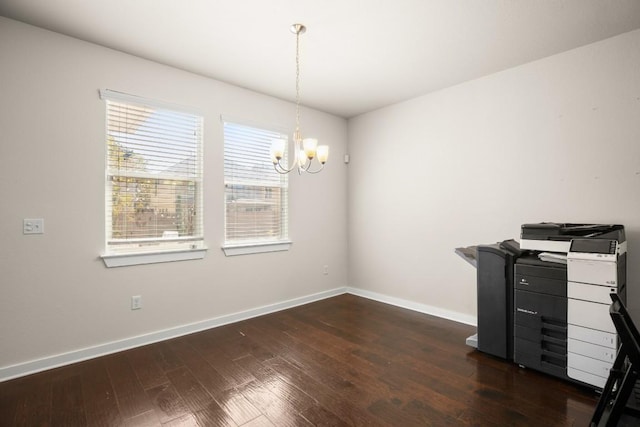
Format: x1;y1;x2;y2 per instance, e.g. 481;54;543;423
348;29;640;319
0;17;348;376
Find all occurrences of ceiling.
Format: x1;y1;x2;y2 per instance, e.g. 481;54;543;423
2;1;640;118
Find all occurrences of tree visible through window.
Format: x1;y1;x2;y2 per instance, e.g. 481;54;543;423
101;90;204;254
223;121;288;245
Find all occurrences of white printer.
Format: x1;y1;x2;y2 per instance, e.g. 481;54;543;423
518;223;627;389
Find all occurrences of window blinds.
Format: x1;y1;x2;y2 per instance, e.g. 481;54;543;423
101;90;204;253
223;121;289;244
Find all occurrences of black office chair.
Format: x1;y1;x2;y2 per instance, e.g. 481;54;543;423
590;293;640;426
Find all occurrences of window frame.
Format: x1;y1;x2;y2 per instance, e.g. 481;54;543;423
99;89;206;267
221;117;291;256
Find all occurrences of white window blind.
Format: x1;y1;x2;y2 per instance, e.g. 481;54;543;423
101;90;204;255
223;121;288;244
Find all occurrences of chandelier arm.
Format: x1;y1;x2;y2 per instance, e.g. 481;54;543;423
274;158;298;174
302;162;325;174
274;156;323;174
273;136;304;173
273;164;287;174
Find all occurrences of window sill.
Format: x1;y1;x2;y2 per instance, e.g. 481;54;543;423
101;247;207;268
222;241;292;256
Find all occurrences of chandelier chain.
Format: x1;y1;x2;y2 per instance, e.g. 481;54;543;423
295;29;301;141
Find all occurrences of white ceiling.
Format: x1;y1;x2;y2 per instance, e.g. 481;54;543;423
2;1;640;118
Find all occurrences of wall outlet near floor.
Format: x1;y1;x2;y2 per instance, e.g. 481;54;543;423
131;295;142;310
323;265;329;275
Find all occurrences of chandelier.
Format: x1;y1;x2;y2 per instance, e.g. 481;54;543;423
270;24;329;174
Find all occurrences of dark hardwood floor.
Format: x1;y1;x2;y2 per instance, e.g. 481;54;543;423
0;294;598;426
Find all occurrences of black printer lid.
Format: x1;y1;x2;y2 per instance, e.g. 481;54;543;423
521;223;625;242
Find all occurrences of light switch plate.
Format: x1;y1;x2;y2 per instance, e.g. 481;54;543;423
131;295;142;310
23;218;44;234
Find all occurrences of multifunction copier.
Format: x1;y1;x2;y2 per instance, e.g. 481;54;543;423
457;223;628;389
515;223;627;389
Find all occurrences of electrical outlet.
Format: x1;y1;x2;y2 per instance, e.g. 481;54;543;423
131;295;142;310
323;265;329;275
23;218;44;234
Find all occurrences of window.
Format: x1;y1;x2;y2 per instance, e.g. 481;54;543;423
223;120;290;255
100;90;205;266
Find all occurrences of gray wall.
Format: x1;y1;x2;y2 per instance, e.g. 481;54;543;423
0;17;348;373
348;29;640;320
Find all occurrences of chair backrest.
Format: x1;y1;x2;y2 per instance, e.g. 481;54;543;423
610;293;640;367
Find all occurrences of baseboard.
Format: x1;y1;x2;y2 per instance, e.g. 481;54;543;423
1;286;476;382
346;286;477;326
0;287;347;382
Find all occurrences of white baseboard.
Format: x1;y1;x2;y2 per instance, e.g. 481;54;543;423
1;286;476;382
0;287;347;382
346;287;477;327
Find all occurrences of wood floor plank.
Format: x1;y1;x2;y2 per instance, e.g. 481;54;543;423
262;356;380;426
276;331;470;425
10;377;52;427
238;380;314;427
214;388;263;426
239;415;276;427
165;366;214;414
152;341;185;373
0;295;599;426
192;400;239;427
290;298;588;426
245;319;406;415
0;386;20;427
312;302;564;423
168;337;235;396
146;382;189;424
206;327;273;362
234;354;317;416
200;350;257;389
127;345;170;390
184;333;257;388
121;409;161;427
50;373;86;426
278;323;454;424
368;398;452;427
80;359;123;427
160;413;199;426
300;403;351;427
104;353;155;421
265;334;366;400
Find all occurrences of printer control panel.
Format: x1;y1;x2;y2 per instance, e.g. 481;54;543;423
568;239;618;261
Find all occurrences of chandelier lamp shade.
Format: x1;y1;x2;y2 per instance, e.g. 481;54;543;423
270;24;329;174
